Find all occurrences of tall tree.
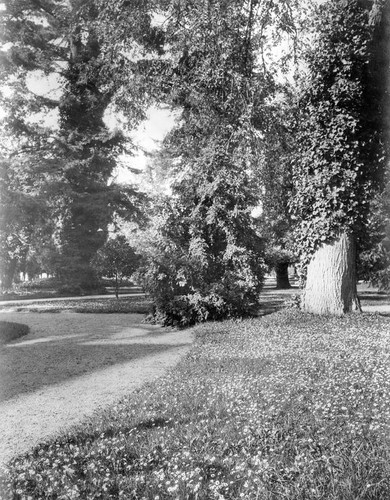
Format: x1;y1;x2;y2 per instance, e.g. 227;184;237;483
292;0;390;315
131;0;298;323
0;0;158;289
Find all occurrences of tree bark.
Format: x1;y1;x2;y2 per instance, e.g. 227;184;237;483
275;262;291;289
302;232;361;315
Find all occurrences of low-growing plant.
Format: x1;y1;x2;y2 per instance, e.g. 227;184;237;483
2;297;152;314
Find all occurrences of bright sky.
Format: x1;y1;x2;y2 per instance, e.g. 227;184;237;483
112;106;178;184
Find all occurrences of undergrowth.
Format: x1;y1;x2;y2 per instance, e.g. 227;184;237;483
2;310;390;499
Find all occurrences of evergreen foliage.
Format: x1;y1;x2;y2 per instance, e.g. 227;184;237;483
135;198;265;326
0;0;157;290
130;0;300;323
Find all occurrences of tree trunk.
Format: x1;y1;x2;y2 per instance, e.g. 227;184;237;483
115;273;119;299
302;232;361;315
275;262;291;289
1;259;17;290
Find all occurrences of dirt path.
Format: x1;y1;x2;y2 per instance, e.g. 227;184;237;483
0;312;194;466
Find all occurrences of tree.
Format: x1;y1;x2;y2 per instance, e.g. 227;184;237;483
0;154;53;289
255;89;298;289
93;235;141;298
292;0;389;315
128;0;298;324
0;0;159;290
357;182;390;289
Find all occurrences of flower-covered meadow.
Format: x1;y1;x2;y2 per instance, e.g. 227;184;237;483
2;309;390;499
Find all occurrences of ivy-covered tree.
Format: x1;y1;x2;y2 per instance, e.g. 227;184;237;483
292;0;389;315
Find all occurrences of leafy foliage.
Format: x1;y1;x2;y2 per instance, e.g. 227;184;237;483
134;200;265;326
131;0;303;323
0;156;52;289
358;184;390;289
93;235;141;298
0;321;29;344
254;89;299;287
0;0;157;290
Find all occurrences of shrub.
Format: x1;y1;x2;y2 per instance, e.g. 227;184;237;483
135;202;266;326
0;321;29;344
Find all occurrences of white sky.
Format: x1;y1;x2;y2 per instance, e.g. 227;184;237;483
111;106;178;184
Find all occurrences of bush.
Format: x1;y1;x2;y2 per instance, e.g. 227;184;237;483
99;277;135;288
0;321;29;344
7;277;62;292
150;280;261;327
134;199;266;327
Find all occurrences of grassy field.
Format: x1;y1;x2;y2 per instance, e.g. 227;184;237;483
2;309;390;499
0;296;152;314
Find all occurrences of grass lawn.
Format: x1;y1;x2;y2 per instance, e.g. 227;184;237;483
2;309;390;499
0;296;152;314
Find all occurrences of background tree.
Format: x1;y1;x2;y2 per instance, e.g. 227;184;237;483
291;0;389;315
0;156;50;288
255;88;298;289
357;181;390;288
93;235;141;298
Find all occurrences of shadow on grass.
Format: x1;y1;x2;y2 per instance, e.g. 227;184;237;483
0;342;176;403
359;292;390;302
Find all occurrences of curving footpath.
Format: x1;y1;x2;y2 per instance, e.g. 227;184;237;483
0;312;194;466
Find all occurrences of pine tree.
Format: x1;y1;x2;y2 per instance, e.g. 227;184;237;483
0;0;158;289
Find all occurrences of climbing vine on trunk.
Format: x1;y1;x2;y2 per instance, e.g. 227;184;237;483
291;0;389;314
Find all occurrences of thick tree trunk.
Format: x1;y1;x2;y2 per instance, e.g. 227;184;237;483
302;232;361;315
275;262;291;289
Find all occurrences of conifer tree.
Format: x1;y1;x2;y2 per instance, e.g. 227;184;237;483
0;0;158;289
